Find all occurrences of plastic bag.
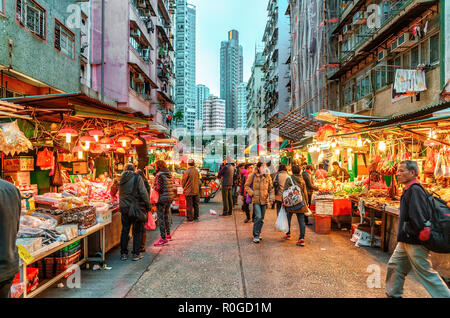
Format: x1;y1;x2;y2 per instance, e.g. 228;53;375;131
150;190;159;205
144;212;156;231
276;206;289;233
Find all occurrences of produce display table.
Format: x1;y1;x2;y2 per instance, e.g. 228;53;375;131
19;223;107;298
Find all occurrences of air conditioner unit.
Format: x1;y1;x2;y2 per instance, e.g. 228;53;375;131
377;49;389;62
357;98;372;112
391;32;418;53
353;11;368;25
350;102;357;114
343;25;354;35
130;29;140;38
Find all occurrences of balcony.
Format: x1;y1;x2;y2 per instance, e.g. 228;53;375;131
158;0;171;24
156;16;174;51
330;0;437;80
333;0;366;35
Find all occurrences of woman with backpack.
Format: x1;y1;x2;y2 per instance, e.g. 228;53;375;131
153;160;175;247
273;164;290;216
282;165;309;246
245;162;274;244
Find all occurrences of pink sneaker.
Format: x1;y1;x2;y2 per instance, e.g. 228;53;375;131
166;235;172;241
154;238;168;247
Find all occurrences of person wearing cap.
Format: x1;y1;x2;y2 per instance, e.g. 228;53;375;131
182;159;201;222
218;156;235;216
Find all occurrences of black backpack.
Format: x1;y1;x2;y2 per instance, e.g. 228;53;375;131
415;184;450;254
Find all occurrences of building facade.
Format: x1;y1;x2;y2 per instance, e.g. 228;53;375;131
0;0;81;97
196;84;210;122
262;0;290;128
237;82;248;129
203;96;226;131
288;0;448;119
246;51;265;130
175;0;196;130
220;30;244;129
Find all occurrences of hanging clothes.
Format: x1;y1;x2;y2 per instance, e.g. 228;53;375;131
36;148;54;170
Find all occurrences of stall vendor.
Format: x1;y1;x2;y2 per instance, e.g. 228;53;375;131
363;171;388;190
331;162;350;182
315;164;328;180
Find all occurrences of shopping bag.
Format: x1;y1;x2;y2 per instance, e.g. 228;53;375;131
246;194;252;204
150;189;159;205
276;206;289;233
145;212;156;231
305;207;313;217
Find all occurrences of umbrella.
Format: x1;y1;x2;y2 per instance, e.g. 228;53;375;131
244;144;265;154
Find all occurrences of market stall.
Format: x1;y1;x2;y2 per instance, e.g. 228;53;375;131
0;96;166;297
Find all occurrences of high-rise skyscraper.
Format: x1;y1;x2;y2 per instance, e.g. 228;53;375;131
236;82;248;129
220;30;243;129
196;84;210;122
175;0;196;130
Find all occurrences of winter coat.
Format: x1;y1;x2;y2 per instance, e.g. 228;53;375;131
331;167;350;182
119;171;151;212
398;183;429;245
155;169;175;204
274;171;290;202
302;171;319;194
240;169;249;196
0;179;22;281
245;172;274;206
218;164;234;187
283;174;309;214
182;167;200;196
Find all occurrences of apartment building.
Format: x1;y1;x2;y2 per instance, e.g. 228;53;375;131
262;0;290;128
196;84;210;122
203;96;226;131
236;82;248;129
175;0;196;130
246;51;265;130
0;0;81;97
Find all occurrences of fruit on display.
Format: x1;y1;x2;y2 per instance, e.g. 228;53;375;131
0;121;33;156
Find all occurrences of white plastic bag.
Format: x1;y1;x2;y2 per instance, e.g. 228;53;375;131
276;206;289;233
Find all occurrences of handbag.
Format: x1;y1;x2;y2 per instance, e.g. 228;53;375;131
128;175;147;223
282;177;305;208
144;212;156;231
150;188;159;205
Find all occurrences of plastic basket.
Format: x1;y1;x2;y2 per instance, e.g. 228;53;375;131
315;215;331;235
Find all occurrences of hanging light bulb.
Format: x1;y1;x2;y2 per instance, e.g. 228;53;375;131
118;136;131;148
58;127;78;144
379;141;387;152
80;135;96;150
331;139;337;148
89;129;104;142
335;149;340;156
357;138;363;147
72;145;84;160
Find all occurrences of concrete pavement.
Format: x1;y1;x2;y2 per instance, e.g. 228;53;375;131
40;194;431;298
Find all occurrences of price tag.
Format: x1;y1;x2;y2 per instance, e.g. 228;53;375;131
17;245;35;265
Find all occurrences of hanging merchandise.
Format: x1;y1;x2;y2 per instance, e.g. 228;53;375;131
424;148;438;174
317;125;337;142
36;148;54;170
0;121;33;156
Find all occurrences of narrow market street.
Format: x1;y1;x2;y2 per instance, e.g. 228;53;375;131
39;194;429;298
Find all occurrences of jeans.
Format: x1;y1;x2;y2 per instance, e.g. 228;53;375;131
157;203;171;240
287;213;306;240
0;277;14;298
232;186;238;205
222;186;233;215
186;195;200;221
253;204;267;238
120;209;144;255
386;242;450;298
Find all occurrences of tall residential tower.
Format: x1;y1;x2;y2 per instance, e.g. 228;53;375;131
220;30;243;129
175;0;197;130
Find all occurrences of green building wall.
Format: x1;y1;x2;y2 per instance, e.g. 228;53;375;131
0;0;81;93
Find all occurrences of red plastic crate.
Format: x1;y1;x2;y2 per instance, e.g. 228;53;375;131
315;215;331;235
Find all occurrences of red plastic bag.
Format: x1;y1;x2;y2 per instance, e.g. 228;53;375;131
150;189;159;205
145;212;156;231
424;148;437;174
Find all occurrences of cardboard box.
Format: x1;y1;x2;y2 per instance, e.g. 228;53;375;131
3;157;34;172
4;172;31;186
72;162;88;175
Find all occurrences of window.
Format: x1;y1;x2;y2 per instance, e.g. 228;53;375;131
0;0;4;14
55;21;75;58
429;34;440;65
421;41;429;65
16;0;46;39
411;46;419;68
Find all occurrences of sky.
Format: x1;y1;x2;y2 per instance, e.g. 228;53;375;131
188;0;269;97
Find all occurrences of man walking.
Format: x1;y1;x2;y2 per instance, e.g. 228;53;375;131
385;161;450;298
218;156;235;216
0;178;21;298
182;159;201;222
119;164;151;261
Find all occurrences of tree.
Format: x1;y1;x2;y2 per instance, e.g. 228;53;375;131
174;110;184;124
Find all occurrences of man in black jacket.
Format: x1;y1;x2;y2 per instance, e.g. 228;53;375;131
0;178;21;298
385;161;450;298
218;156;235;216
119;164;151;262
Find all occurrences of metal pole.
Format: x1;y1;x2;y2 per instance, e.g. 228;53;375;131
101;0;105;102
